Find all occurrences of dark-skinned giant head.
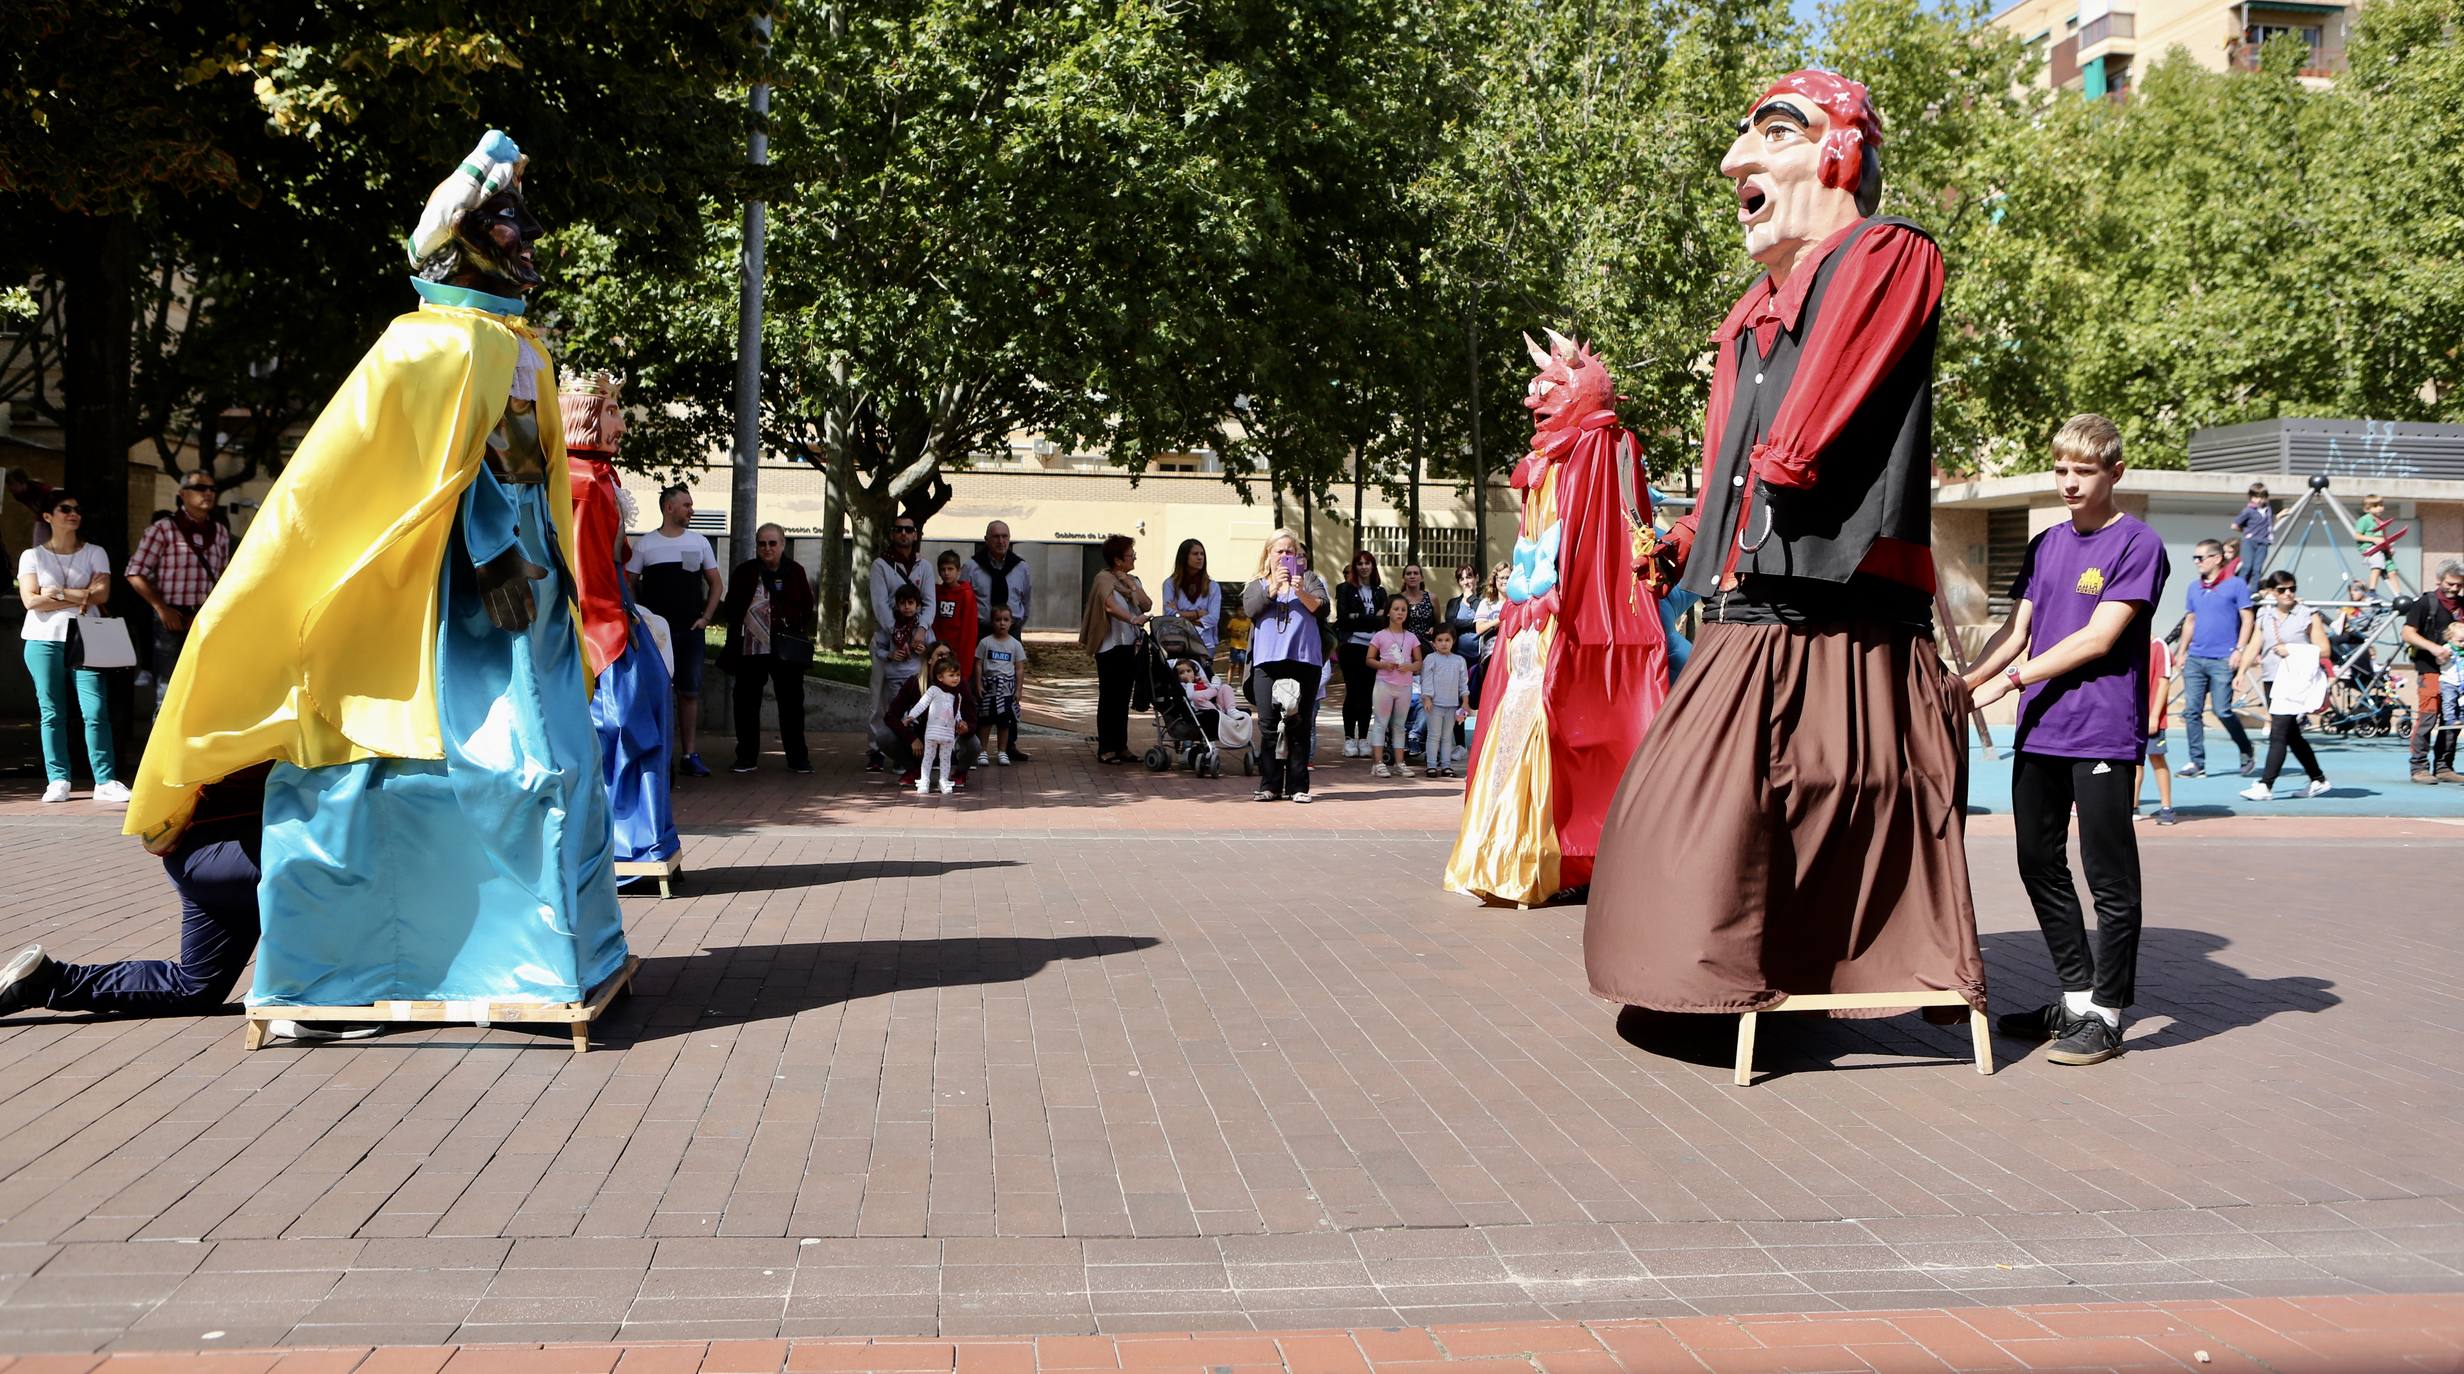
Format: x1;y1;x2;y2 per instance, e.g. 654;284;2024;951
1718;71;1883;272
408;130;544;299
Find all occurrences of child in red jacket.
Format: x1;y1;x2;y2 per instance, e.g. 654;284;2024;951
932;549;980;687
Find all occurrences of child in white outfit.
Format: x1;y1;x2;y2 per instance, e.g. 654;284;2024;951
1420;626;1470;778
905;660;966;794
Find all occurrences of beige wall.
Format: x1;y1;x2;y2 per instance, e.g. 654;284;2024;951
622;460;1526;588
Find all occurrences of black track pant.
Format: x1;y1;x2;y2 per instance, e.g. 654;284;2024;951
2011;751;2142;1010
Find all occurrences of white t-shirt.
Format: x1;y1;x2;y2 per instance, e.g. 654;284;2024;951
624;528;719;577
17;544;111;642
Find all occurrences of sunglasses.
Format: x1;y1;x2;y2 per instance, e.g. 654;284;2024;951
51;503;81;514
892;525;918;534
182;484;216;494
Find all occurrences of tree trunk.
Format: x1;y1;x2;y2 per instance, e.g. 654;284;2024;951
62;213;136;558
818;457;851;647
1350;443;1364;557
1467;302;1485;571
846;481;898;646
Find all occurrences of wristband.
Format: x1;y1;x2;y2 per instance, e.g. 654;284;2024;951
2006;666;2024;691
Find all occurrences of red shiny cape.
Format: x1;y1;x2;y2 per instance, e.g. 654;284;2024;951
1466;411;1670;888
567;452;631;676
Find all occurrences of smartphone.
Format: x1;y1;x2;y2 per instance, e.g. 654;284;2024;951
1280;553;1303;577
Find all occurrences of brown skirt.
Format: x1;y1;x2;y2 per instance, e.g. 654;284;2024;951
1583;618;1986;1017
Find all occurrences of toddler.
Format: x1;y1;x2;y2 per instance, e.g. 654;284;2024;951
2443;621;2464;740
1420;626;1469;779
975;603;1029;764
1366;595;1420;777
904;659;966;794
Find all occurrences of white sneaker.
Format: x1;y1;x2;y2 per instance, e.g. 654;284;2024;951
267;1021;386;1043
2238;783;2271;801
1290;791;1313;804
40;780;71;804
995;751;1012;766
1372;762;1392;778
92;780;131;805
915;779;932;795
939;779;956;795
2303;779;2331;798
1393;765;1415;778
1342;737;1360;758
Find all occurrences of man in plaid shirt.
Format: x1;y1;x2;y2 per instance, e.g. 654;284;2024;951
125;473;233;717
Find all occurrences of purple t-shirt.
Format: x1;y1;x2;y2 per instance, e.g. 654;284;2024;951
2009;513;2171;762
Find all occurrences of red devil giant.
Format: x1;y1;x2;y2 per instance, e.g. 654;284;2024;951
1443;330;1669;907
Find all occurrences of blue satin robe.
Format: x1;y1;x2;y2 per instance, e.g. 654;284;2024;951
251;467;627;1006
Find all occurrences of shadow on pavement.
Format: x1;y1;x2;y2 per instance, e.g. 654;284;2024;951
678;858;1022;895
1605;925;2342;1079
609;934;1164;1042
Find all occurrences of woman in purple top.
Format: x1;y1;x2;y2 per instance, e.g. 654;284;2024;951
1240;529;1330;803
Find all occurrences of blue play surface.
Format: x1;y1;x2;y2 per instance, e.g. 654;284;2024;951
1963;722;2464;820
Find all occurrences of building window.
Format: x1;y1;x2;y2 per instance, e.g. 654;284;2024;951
1986;510;2029;621
1356;524;1483;574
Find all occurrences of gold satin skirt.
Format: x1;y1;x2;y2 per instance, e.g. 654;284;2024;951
1443;619;1560;906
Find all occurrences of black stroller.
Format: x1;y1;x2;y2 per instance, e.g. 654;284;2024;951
1136;616;1254;779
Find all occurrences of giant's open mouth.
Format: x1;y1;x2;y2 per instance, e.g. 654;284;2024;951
1737;183;1768;222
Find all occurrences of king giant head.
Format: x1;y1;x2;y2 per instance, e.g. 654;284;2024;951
1719;71;1884;275
560;371;628;456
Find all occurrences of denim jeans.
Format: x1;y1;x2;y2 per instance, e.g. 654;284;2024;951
2177;654;2251;769
22;639;118;785
46;828;259;1015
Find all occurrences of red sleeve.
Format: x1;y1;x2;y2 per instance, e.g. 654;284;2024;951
1754;225;1943;490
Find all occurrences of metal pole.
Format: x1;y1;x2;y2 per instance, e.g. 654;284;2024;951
1466;303;1484;569
730;11;773;559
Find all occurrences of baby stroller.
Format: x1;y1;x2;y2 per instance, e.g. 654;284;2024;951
1137;617;1255;778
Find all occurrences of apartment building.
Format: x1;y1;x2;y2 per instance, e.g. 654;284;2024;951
1992;0;2357;97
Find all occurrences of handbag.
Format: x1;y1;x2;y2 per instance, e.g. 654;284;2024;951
772;628;815;667
64;614;138;671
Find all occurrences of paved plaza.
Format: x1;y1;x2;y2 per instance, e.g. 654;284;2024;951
1;727;2460;1363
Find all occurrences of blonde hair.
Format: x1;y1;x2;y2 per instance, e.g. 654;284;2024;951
2364;493;2384;509
2050;413;2123;469
1255;528;1305;577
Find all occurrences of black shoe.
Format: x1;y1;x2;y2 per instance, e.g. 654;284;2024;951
1008;748;1031;763
788;760;813;775
2046;1012;2124;1065
0;945;55;1017
1994;1002;2074;1042
866;750;886;773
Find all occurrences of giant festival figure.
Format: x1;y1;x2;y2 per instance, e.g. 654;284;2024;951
1444;331;1669;908
564;371;683;871
127;131;629;1009
1584;73;1988;1016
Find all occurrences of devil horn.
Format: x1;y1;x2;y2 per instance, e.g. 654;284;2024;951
1523;331;1551;369
1544;327;1578;359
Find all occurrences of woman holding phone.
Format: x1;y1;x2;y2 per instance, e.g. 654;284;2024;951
1241;530;1331;803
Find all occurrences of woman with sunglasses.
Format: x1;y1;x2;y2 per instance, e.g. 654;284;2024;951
16;490;127;804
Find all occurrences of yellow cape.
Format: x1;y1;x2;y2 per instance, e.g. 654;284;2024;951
126;302;582;846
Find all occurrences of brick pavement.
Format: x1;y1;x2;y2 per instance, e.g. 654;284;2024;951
0;1294;2460;1371
1;739;2460;1354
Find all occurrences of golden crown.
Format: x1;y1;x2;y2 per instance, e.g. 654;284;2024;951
559;369;624;403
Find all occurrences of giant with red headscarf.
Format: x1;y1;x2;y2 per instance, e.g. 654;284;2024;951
1583;71;1987;1019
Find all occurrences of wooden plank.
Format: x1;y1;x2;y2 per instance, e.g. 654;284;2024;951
1764;990;1970;1011
237;957;641;1052
1732;989;1995;1085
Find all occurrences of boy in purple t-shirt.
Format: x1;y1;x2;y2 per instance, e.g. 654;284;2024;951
1967;415;2171;1067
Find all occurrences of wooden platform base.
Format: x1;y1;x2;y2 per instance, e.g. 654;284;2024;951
614;854;684;898
242;956;641;1054
1734;990;1991;1086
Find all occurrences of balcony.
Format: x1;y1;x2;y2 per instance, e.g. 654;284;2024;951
2230;42;2346;77
2078;11;2134;49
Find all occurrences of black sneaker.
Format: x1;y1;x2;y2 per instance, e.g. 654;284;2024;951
2238;753;2258;777
788;760;813;775
866;750;886;773
0;945;55;1017
2046;1012;2124;1065
1009;748;1032;763
1994;1002;2074;1042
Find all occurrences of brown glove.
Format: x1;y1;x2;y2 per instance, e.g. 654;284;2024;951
477;548;548;632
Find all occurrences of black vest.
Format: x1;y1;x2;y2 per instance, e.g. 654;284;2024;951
1683;217;1938;599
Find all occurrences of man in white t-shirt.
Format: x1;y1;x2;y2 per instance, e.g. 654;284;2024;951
626;485;724;776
